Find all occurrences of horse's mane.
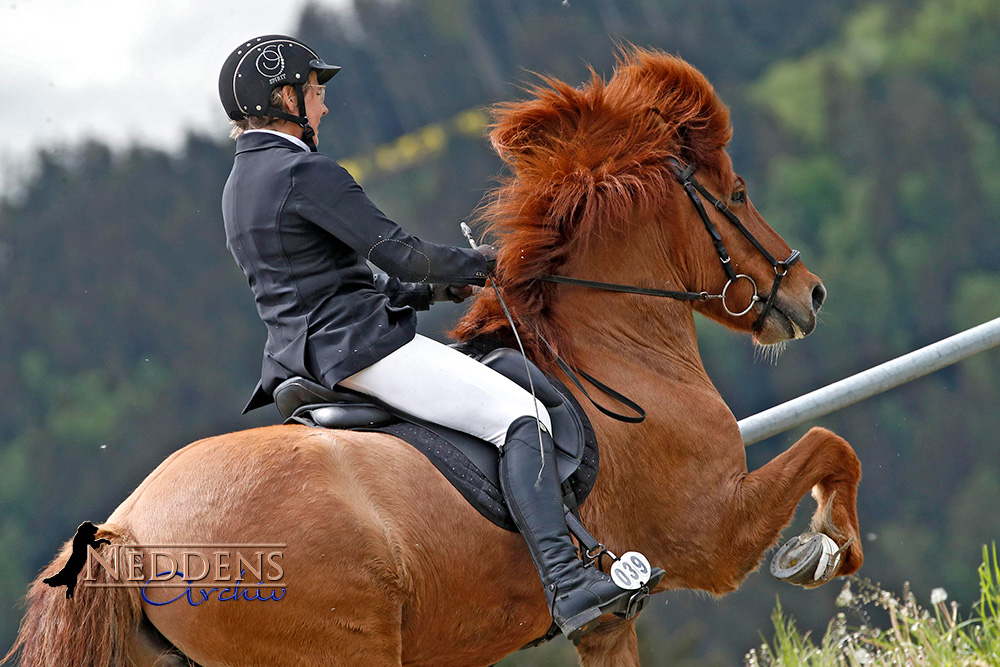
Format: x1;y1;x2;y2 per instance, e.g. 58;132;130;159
452;46;733;369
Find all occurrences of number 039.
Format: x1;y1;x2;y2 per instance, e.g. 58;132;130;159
610;551;651;590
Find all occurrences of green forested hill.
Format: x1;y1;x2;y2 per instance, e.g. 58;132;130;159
1;0;998;663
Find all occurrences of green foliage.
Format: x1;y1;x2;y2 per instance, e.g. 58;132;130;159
18;350;169;444
750;56;828;145
748;546;1000;665
966;118;1000;211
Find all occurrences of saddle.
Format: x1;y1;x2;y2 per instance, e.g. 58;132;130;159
272;338;599;532
274;340;662;649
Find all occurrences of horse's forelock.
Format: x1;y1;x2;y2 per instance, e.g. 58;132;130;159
452;47;733;362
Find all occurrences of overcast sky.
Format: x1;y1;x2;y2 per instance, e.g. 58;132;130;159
0;0;349;194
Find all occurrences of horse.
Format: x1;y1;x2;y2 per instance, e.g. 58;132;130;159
3;47;862;667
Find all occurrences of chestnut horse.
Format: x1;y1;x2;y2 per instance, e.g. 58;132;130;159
4;48;862;667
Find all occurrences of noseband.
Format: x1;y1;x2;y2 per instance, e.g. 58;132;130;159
541;157;800;332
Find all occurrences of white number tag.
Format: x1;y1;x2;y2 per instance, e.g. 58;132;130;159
610;551;652;590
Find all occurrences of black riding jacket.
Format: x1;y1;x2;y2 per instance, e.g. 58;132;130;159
222;132;489;412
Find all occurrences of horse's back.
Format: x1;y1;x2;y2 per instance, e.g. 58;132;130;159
105;425;539;666
110;425;433;557
105;427;412;662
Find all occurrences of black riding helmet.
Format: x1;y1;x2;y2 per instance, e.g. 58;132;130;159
219;35;340;151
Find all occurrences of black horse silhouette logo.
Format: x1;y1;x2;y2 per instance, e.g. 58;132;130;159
42;521;110;599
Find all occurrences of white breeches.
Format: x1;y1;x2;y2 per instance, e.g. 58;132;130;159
338;333;552;448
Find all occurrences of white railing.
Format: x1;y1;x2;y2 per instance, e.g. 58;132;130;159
738;316;1000;446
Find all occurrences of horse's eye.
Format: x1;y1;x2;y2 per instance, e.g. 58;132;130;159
731;190;746;204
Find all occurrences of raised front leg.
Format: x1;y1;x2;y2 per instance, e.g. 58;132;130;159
731;427;863;586
574;618;639;667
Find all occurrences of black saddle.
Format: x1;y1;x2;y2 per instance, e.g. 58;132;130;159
272;341;599;532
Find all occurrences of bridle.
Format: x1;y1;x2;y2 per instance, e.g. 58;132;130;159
478;156;802;425
541;157;801;332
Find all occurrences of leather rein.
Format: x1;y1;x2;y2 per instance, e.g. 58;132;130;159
481;157;801;426
541;157;801;333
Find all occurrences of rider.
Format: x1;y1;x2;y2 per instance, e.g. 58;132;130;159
219;35;638;640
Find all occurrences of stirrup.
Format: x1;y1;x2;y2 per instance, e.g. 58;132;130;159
556;587;632;643
555;564;665;643
614;567;665;620
561;565;665;643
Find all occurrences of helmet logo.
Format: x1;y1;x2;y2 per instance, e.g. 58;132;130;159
255;44;285;80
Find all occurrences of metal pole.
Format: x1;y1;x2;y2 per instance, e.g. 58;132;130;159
738;315;1000;446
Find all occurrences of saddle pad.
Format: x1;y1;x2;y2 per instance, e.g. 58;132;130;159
351;375;599;532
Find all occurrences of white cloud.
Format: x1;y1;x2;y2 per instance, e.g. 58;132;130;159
0;0;350;193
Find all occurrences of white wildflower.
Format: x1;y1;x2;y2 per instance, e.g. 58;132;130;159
854;647;872;664
836;582;854;607
930;587;948;605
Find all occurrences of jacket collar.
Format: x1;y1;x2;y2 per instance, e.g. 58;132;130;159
234;131;310;155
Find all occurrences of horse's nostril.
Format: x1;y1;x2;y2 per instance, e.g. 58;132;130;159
811;283;827;313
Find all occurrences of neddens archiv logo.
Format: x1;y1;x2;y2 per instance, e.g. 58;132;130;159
43;522;286;606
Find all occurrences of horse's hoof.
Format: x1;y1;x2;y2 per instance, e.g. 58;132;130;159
770;532;847;586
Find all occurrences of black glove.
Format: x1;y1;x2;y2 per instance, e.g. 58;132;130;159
430;283;474;304
474;244;498;274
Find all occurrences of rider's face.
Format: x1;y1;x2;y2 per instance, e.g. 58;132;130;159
303;71;328;146
280;71;329;146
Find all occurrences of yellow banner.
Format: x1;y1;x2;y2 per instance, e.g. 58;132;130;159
338;108;489;183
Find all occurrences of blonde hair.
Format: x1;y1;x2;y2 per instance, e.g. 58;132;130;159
229;87;288;139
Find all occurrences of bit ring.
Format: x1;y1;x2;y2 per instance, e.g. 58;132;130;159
721;274;759;317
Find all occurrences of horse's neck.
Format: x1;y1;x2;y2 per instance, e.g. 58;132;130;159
559;292;717;393
557;293;744;544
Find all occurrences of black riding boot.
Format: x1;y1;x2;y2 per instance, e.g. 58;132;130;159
500;415;636;641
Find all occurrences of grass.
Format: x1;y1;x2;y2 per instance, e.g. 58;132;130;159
745;544;1000;666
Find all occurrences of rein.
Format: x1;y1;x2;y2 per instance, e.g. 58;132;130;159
467;158;801;425
541;157;801;332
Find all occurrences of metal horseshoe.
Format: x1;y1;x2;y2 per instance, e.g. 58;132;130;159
721;274;760;317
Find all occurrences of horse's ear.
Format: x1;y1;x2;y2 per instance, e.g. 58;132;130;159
646;106;686;159
647;106;673;136
646;104;715;169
